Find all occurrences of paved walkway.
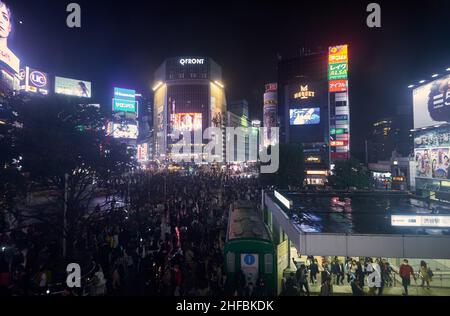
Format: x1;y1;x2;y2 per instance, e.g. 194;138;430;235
308;283;450;296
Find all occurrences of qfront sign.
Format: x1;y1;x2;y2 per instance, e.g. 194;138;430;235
179;58;205;66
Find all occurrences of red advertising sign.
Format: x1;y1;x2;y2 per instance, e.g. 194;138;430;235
329;80;347;92
330;140;349;147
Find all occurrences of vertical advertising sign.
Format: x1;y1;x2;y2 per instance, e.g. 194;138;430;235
263;83;278;147
329;45;350;162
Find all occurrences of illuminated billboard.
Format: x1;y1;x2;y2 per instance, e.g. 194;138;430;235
413;74;450;129
55;76;91;98
19;67;49;94
290;108;320;125
0;1;20;75
328;62;348;80
111;123;138;139
264;83;278;147
113;99;136;113
171;113;202;132
391;215;450;228
415;148;450;179
329;80;347;92
329;45;348;64
329;44;350;162
137;143;149;162
414;126;450;149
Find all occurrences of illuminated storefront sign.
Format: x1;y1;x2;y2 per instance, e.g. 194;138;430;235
330;140;348;147
114;87;136;101
20;67;49;94
329;79;347;92
179;58;205;66
305;156;321;163
330;128;348;135
329;44;350;162
113;99;136;113
329;62;348;80
293;85;316;99
306;170;328;176
391;215;450;228
329;45;348;64
113;87;137;113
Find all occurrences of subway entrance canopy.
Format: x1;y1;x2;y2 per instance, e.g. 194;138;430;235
264;191;450;259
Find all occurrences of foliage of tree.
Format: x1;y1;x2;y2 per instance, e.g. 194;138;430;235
260;143;305;189
327;157;370;190
4;94;136;259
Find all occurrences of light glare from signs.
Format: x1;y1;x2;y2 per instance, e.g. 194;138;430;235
329;62;348;80
20;67;49;94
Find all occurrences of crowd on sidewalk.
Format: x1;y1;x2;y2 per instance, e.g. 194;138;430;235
283;256;434;296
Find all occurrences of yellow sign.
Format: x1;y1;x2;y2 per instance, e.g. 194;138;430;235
329;45;348;64
294;85;315;99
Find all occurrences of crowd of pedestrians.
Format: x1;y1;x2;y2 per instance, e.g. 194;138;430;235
0;171;262;296
283;256;434;296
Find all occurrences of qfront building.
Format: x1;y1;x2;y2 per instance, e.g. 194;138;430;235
152;57;227;162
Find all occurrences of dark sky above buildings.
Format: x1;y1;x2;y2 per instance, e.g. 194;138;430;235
7;0;450;158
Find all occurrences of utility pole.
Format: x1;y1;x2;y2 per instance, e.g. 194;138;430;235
63;173;68;259
365;140;369;166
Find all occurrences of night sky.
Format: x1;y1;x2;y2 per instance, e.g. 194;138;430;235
6;0;450;159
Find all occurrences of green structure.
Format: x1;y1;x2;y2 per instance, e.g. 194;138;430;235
224;201;277;295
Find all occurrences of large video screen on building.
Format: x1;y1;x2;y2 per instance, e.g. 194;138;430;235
289;108;320;125
413;74;450;129
55;76;92;98
415;148;450;179
112;123;138;139
171;113;202;132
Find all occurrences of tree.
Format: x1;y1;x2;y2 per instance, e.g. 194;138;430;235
0;94;25;232
260;143;305;189
8;94;136;260
327;157;370;190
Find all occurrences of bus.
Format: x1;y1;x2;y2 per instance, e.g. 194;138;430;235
224;200;276;295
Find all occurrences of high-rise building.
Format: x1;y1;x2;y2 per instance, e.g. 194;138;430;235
276;45;351;185
227;100;250;163
152;57;227;162
277;50;330;185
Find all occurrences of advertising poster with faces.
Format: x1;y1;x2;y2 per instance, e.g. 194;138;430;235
415;148;450;179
